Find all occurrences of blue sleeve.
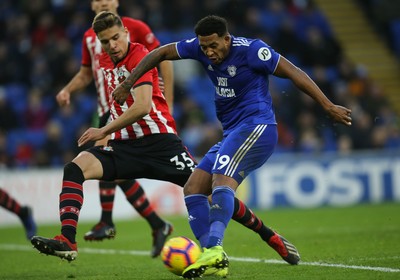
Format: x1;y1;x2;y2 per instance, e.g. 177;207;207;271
247;39;280;75
176;37;200;59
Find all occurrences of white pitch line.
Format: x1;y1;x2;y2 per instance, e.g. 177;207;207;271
229;257;400;273
1;244;399;273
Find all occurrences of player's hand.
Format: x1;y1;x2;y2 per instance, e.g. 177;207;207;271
327;105;352;126
56;89;71;107
112;83;131;105
78;127;107;147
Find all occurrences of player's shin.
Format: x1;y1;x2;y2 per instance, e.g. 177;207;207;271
184;194;210;248
232;197;275;241
60;162;85;244
207;186;235;248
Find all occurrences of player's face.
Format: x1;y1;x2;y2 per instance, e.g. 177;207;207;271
91;0;119;15
198;33;231;65
97;25;128;63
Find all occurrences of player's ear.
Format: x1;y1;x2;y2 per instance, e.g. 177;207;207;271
224;34;231;45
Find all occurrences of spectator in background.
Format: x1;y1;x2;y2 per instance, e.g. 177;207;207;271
23;87;50;130
290;0;333;40
36;120;65;166
0;130;11;167
0;88;20;131
298;26;342;67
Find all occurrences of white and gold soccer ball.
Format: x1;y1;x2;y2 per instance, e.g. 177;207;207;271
161;236;201;276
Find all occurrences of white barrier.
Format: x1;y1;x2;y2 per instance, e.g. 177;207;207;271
0;169;186;226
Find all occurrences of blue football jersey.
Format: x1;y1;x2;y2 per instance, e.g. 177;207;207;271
176;35;279;135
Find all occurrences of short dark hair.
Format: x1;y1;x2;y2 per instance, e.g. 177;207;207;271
92;11;123;34
194;15;228;37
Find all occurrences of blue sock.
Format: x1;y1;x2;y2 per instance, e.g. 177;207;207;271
207;186;235;248
184;194;210;248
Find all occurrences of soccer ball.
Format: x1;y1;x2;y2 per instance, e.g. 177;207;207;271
161;236;201;276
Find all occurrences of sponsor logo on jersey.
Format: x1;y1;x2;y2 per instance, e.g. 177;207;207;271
215;76;236;98
258;47;272;61
185;38;196;43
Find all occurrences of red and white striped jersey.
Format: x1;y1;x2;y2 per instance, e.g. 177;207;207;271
81;17;160;117
99;43;177;140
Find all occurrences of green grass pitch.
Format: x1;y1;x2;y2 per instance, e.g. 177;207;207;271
0;202;399;279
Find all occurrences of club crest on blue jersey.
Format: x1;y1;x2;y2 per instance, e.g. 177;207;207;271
227;65;237;77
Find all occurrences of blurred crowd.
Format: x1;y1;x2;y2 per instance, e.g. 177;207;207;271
357;0;400;59
0;0;399;169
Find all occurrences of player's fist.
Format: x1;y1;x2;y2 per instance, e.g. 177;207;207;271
56;89;71;107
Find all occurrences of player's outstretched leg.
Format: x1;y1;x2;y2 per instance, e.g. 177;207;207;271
84;181;117;241
182;246;229;279
118;179;173;258
232;197;300;264
32;162;83;261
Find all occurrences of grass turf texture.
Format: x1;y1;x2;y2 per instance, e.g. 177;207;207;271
0;202;399;279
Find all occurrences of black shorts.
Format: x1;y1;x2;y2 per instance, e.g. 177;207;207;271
87;133;196;187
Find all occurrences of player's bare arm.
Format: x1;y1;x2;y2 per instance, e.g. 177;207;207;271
113;43;180;104
274;56;352;126
56;65;93;107
78;85;152;147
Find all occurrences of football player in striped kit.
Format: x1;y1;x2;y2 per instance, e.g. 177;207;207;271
31;11;190;262
55;0;174;258
111;15;352;278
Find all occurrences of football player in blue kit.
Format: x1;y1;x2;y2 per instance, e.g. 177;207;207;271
112;15;352;278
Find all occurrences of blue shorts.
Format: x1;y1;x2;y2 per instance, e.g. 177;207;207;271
197;124;277;184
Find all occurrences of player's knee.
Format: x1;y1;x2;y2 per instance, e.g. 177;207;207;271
183;180;211;196
183;182;194;196
63;162;85;183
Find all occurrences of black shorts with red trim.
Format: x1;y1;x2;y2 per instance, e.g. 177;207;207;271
87;133;196;187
